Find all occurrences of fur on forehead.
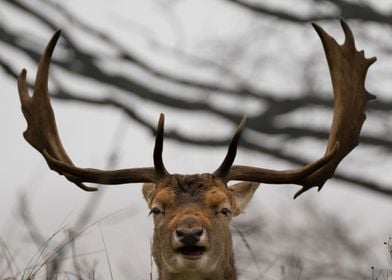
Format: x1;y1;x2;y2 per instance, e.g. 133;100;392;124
143;174;235;208
158;174;226;194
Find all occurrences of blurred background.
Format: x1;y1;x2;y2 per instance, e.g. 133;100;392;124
1;0;392;279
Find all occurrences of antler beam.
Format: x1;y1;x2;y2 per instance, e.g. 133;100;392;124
18;30;168;190
217;19;376;198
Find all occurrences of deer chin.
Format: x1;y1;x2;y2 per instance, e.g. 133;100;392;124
161;244;213;273
171;250;215;273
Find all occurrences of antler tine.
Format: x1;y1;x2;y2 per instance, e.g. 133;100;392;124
213;116;247;181
294;18;376;197
18;30;164;190
224;19;375;198
18;30;96;191
153;113;169;178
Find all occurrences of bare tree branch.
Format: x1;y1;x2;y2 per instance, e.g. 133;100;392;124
225;0;392;25
1;0;391;198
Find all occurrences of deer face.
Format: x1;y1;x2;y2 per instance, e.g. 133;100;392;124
143;174;259;274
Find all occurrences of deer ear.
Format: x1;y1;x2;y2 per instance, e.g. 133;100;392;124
229;182;260;217
142;183;156;207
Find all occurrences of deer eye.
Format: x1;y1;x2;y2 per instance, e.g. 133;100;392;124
149;207;163;216
219;208;232;216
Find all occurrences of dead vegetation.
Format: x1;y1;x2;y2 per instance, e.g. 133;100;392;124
0;195;390;280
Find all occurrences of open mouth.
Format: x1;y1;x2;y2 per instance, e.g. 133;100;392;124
177;246;206;259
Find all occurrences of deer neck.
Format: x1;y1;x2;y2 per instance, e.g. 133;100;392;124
156;256;237;280
158;269;236;280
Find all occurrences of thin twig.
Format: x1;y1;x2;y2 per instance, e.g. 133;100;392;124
98;222;114;280
232;225;263;279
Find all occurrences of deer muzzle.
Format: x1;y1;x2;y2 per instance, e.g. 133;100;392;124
172;216;208;260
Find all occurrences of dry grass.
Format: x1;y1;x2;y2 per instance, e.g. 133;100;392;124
371;237;392;280
0;198;390;280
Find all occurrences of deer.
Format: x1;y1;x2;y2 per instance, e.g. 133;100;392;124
17;19;375;279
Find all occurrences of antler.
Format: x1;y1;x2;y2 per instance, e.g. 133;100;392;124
18;20;375;196
18;30;169;191
215;19;376;198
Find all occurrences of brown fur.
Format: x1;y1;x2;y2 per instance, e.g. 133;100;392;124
143;174;259;280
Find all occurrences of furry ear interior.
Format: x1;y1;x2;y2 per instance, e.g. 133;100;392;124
228;182;260;216
142;183;156;208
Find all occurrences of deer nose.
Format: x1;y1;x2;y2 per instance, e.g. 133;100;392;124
175;227;204;246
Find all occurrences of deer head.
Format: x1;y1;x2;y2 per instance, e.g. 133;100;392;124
17;19;375;279
142;176;260;278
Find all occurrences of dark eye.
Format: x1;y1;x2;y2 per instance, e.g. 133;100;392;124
149;207;163;216
220;208;232;216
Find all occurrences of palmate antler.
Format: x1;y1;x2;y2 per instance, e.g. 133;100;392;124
215;19;376;198
18;19;375;198
17;30;168;191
